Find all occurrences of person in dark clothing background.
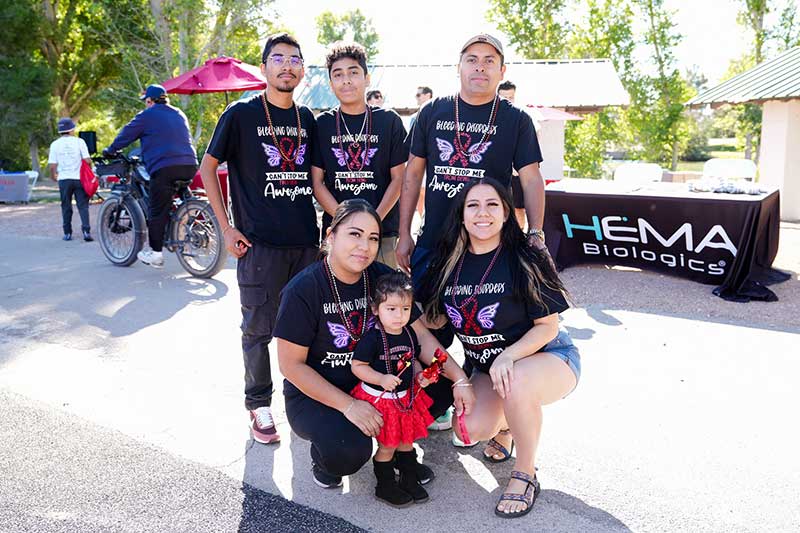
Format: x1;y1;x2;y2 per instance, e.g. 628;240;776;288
104;84;198;268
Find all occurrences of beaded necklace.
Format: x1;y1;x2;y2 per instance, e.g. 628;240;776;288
453;94;499;157
336;106;372;171
324;257;370;343
378;323;417;412
261;91;303;164
451;244;503;311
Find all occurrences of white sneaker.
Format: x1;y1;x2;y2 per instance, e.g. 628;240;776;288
452;431;479;448
137;249;164;268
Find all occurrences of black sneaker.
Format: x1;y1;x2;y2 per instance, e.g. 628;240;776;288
312;462;342;489
63;234;72;241
82;231;94;242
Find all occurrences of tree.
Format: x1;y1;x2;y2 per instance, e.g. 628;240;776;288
564;0;636;178
774;1;800;51
625;0;693;169
486;0;569;59
316;9;379;59
0;0;53;171
738;0;770;63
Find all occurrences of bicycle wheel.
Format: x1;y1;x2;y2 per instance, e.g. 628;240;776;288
171;199;228;278
96;195;146;266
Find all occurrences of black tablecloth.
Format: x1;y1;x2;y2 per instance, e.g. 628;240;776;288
542;182;790;302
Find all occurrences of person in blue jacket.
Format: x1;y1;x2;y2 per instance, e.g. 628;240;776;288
104;84;198;268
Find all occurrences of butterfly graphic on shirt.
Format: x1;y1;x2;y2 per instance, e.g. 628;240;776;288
327;313;376;351
332;146;378;170
445;301;499;336
262;140;306;170
436;134;491;167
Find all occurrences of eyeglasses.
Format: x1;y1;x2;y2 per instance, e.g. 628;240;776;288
267;54;304;68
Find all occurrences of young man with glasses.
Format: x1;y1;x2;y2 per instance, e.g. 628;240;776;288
311;42;407;268
396;34;545;433
199;33;318;445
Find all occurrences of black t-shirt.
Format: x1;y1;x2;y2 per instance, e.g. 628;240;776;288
313;106;408;237
352;326;421;392
408;95;542;248
442;247;568;373
274;260;421;399
206;94;319;248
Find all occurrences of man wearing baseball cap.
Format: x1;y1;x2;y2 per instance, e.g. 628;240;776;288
104;83;198;268
48;117;93;241
396;33;547;504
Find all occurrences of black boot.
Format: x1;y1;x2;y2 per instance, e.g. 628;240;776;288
396;450;429;503
373;458;413;508
393;447;435;485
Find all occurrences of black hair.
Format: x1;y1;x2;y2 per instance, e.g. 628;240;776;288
418;177;568;323
372;271;414;308
325;41;368;76
498;80;516;92
366;90;383;101
153;95;169;104
417;86;433;97
262;33;303;64
322;198;383;255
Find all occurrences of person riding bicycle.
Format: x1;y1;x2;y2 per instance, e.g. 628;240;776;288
103;84;198;268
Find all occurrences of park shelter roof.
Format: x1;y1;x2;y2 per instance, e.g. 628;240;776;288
294;59;629;114
686;47;800;108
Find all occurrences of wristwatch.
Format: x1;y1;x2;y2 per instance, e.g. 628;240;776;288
527;228;545;243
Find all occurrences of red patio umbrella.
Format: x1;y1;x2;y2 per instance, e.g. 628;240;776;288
161;56;266;97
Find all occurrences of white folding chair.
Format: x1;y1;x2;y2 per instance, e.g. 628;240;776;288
703;158;757;181
613;162;663;185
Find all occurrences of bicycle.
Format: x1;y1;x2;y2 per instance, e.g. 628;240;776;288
93;152;227;278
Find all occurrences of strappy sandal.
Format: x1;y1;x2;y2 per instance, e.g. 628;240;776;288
483;429;514;463
494;470;541;519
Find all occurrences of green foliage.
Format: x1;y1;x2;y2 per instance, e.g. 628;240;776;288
487;0;569;59
623;0;693;168
774;1;800;51
680;113;711;161
737;0;769;62
0;0;53;169
564;112;615;179
315;9;379;59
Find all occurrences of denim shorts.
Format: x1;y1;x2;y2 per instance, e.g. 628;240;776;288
541;328;581;386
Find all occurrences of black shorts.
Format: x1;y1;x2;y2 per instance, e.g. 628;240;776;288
510;174;524;209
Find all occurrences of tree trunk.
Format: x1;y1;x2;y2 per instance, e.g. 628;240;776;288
670;139;679;171
178;7;190;110
744;133;753;160
149;0;173;78
29;136;40;176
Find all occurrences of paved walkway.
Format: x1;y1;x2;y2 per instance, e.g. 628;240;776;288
1;207;799;532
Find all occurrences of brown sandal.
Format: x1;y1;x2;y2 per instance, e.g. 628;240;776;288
494;470;540;518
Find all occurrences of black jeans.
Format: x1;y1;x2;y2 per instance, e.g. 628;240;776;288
238;244;318;410
58;179;90;235
148;165;197;251
285;393;373;477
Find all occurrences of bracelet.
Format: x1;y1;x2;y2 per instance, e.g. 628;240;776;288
342;399;356;415
451;378;468;388
527;228;545;242
453;383;473;388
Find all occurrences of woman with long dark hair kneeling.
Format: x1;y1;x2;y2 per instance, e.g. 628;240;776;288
419;178;581;519
274;199;474;489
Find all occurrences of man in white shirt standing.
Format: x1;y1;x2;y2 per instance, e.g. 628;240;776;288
48;118;93;241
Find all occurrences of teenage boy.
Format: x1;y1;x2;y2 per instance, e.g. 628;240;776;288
199;33;318;445
312;42;407;268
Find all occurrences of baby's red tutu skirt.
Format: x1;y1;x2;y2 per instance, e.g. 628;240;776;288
350;383;435;448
